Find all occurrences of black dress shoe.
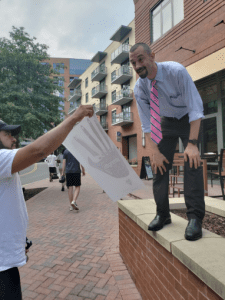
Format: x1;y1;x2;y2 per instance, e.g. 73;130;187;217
148;215;171;231
185;219;202;241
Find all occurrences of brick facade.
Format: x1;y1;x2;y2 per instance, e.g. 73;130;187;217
119;209;223;300
134;0;225;67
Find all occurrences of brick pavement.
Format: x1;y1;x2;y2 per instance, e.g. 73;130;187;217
21;174;142;300
21;170;223;299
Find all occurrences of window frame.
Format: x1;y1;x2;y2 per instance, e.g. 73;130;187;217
150;0;184;44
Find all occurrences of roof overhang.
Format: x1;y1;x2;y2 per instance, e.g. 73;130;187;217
91;51;107;63
110;25;132;42
68;77;82;89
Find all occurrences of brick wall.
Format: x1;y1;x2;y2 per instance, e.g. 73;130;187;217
134;0;225;67
119;209;223;300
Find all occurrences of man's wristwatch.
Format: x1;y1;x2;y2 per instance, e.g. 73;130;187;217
188;139;198;146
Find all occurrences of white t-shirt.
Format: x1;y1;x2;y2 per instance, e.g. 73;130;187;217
0;149;28;272
45;154;57;168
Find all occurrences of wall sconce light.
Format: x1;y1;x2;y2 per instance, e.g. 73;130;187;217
175;46;195;54
214;20;225;27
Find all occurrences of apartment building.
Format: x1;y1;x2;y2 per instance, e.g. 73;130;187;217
68;20;145;175
42;57;92;116
133;0;225;157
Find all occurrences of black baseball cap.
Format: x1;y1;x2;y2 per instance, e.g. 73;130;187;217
0;120;21;136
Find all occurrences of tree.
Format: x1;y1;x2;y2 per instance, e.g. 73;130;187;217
0;26;65;139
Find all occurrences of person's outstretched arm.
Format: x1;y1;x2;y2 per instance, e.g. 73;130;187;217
12;105;94;174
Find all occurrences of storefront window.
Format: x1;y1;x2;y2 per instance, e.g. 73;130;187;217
222;80;225;148
198;84;218;115
200;117;217;154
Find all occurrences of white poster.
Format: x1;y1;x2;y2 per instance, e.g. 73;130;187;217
63;114;145;202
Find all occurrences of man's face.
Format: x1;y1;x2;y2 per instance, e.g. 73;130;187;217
0;131;17;149
129;46;156;79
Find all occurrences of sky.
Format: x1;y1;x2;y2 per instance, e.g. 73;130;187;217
0;0;135;60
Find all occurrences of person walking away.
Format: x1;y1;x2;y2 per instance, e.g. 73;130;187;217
129;43;205;241
45;152;57;182
57;149;66;191
0;104;94;299
62;149;85;211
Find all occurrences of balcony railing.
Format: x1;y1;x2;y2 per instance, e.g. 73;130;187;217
100;122;108;131
91;65;107;82
112;88;133;106
94;103;108;116
112;112;133;126
91;84;108;98
111;44;131;64
111;65;133;84
68;104;79;114
68;89;82;102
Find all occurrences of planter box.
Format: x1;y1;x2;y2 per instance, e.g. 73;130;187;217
118;197;225;300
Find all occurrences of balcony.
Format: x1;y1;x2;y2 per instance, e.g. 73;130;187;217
92;85;108;98
94;103;108;116
91;65;107;82
111;44;131;65
112;112;133;126
111;65;132;85
100;122;108;131
68;89;82;102
68;103;79;115
112;88;133;106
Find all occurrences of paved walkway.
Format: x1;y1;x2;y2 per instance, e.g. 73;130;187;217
21;171;223;299
21;174;142;300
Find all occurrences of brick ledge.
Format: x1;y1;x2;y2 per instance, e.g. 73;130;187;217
118;197;225;299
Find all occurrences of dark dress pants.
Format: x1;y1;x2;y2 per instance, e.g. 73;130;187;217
153;114;205;222
0;267;22;300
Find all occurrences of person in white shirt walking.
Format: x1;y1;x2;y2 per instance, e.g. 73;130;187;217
57;149;66;191
0;104;94;299
45;153;57;182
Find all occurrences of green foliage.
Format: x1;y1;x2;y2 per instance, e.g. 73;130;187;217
0;26;65;139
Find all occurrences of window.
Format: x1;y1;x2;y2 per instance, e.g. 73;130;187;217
53;76;64;87
112;110;117;123
70;89;74;95
70;77;74;82
111;70;116;82
85;77;88;88
112;90;116;103
86;93;88;103
151;0;184;43
100;61;105;73
53;63;64;74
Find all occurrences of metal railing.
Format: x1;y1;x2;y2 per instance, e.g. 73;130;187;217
111;44;130;62
68;104;79;114
112;112;133;124
112;88;133;104
111;65;132;82
91;65;107;80
100;122;108;130
92;84;108;97
68;89;82;101
94;103;108;112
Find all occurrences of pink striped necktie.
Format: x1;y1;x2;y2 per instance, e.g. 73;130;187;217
150;80;162;144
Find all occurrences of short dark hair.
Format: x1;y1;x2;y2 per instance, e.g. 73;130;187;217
130;43;152;55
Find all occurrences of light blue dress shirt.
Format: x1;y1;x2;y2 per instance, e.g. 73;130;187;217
133;61;205;133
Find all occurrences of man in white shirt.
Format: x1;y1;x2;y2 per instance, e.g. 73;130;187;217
0;104;93;299
45;153;57;182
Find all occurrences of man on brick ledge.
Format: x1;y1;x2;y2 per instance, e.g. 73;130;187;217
129;43;205;241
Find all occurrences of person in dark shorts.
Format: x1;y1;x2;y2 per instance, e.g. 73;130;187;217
62;149;85;211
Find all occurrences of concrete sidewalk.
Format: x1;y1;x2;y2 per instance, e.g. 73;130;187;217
21;174;142;300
